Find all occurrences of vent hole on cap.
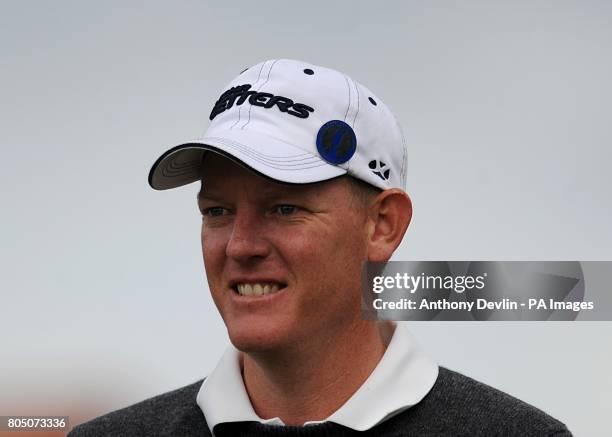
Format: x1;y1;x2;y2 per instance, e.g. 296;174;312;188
368;97;377;106
303;68;314;75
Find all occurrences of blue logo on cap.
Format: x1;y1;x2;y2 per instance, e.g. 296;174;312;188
316;120;357;165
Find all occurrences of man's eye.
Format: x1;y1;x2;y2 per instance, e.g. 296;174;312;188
275;205;298;215
202;207;228;217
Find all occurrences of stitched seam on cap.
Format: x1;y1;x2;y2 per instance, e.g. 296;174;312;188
202;135;314;162
204;136;324;166
241;59;279;130
347;78;361;174
211;138;321;168
352;80;360;128
343;74;351;122
230;61;267;130
210;137;330;170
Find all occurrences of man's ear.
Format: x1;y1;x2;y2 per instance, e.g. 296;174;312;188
366;189;412;262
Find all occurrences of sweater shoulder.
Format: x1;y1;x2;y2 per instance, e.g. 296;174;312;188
398;367;572;436
68;379;210;437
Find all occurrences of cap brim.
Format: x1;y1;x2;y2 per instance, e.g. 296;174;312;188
148;129;346;190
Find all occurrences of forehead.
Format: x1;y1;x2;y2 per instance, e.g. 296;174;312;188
198;152;351;200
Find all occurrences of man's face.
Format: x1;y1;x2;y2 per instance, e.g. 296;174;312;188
198;153;371;352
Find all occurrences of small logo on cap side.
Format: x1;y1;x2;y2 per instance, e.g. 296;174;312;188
369;160;390;181
316;120;357;165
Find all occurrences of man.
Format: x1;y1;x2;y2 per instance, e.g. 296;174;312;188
70;59;571;436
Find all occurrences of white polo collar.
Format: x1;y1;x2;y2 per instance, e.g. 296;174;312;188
197;324;438;434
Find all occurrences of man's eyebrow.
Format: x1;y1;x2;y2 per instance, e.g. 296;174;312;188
197;185;319;204
196;191;222;203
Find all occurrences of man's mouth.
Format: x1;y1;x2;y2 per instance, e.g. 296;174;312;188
234;282;286;297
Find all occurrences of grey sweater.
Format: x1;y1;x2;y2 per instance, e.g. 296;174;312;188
69;367;572;436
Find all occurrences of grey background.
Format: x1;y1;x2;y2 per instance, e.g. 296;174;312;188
1;1;610;435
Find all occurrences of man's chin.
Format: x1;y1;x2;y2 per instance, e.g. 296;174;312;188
227;325;292;354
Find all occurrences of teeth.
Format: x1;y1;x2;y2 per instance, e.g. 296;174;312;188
236;283;281;296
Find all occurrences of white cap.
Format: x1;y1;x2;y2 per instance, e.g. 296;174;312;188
148;59;408;191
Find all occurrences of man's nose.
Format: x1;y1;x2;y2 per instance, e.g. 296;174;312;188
225;209;271;262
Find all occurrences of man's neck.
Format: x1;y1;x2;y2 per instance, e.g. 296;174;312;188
240;321;394;426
